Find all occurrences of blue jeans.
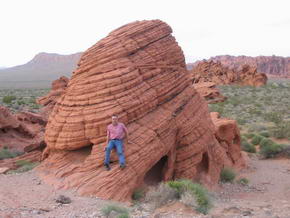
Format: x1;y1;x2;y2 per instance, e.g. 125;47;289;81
104;139;125;165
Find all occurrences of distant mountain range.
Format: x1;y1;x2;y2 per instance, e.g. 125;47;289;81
0;52;82;88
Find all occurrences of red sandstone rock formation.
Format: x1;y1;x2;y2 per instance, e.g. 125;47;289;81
0;106;45;152
190;60;267;87
193;82;227;103
36;76;69;121
38;20;245;202
210;112;245;169
210;55;290;78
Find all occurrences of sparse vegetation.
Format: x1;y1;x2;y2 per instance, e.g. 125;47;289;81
132;189;144;201
145;183;178;210
220;168;236;183
0;88;49;113
251;135;264;145
237;178;249;186
101;204;129;218
0;147;23;160
167;179;212;214
8;160;39;174
260;143;284;158
2;95;16;104
241;140;256;153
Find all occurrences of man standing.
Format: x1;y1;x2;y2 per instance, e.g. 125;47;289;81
104;115;128;171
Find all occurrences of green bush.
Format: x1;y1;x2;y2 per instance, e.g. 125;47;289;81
260;131;270;138
220;168;236;183
101;204;129;218
241;141;256;153
167;179;211;214
0;148;22;160
132;189;144;201
237;178;249;186
244;133;255;139
2;95;16;104
260;138;274;148
260;143;284;158
8;160;39;174
251;135;264;145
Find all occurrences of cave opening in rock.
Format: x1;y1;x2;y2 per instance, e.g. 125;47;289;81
144;155;168;186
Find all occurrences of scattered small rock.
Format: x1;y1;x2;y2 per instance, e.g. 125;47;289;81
55;195;72;204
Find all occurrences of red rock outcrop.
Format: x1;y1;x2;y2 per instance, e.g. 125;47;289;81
38;20;245;202
190;60;267;87
193;82;227;103
0;106;45;152
36;76;69;121
210;112;245;169
210;55;290;78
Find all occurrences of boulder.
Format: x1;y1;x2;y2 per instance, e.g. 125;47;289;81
193;82;226;103
38;20;245;201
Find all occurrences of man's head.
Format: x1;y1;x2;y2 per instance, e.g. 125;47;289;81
111;115;118;125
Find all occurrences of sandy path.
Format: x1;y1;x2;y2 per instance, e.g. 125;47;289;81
1;157;290;217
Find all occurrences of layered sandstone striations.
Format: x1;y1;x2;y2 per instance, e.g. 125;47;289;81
37;76;69;121
0;106;45;152
190;60;267;87
193;82;227;103
38;20;245;201
210;55;290;78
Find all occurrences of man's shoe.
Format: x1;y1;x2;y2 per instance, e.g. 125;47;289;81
120;164;126;169
104;163;111;171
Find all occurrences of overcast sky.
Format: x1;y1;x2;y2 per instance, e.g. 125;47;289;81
0;0;290;67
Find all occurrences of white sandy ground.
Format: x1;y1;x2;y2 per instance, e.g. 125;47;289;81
1;156;290;218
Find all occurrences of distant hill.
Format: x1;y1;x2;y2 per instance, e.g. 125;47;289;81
0;52;82;88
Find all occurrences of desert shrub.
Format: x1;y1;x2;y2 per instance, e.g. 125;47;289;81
251;135;264;145
260;131;270;138
220;168;236;183
241;141;256;153
8;161;39;173
0;148;22;160
260;138;274;148
132;189;144;201
101;204;129;218
2;95;16;104
237;178;249;186
237;118;247;125
260;143;284;158
167;179;211;214
270;122;290;139
244;133;255;139
145;183;178;209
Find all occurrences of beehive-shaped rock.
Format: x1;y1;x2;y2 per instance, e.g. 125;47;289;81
38;20;244;201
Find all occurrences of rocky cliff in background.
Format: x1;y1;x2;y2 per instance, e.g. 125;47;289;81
209;55;290;78
189;60;267;87
0;52;82;88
